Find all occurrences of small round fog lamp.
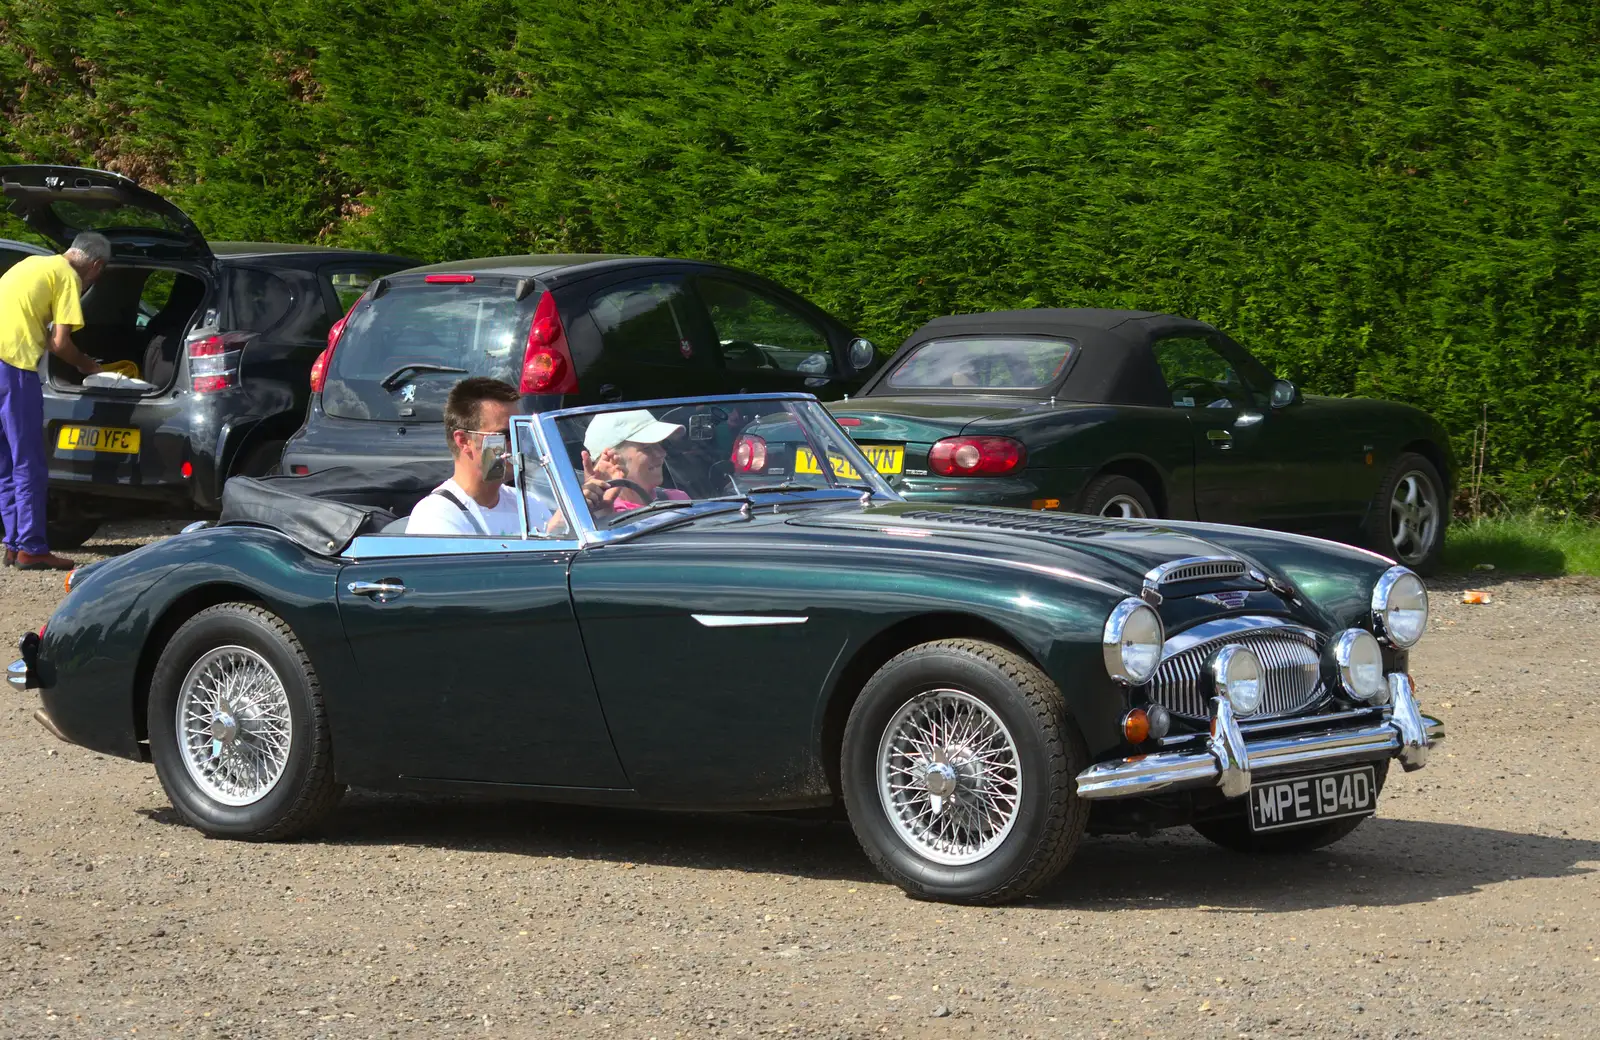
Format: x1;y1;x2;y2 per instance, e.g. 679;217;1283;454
1210;644;1262;715
1333;628;1387;702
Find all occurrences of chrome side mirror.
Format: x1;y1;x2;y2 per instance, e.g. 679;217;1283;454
1270;379;1298;408
848;338;877;371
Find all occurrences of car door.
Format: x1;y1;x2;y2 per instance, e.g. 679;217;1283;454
576;273;720;402
1149;333;1287;524
689;274;848;398
334;540;629;789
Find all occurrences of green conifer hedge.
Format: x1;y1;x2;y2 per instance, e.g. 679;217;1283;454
4;1;1597;514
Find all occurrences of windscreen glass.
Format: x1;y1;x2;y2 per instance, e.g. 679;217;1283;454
532;398;894;531
323;282;525;422
884;336;1074;391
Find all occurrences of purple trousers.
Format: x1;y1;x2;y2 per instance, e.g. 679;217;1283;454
0;360;48;554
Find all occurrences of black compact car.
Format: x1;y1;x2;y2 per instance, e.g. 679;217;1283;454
1;236;51;273
0;165;416;546
828;309;1456;573
281;255;881;474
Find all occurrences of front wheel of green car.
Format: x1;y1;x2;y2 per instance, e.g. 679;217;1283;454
840;639;1088;904
1191;759;1390;854
148;603;342;840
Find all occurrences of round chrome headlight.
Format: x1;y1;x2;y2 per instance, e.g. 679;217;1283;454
1332;628;1387;703
1372;566;1429;648
1210;644;1262;715
1102;598;1164;685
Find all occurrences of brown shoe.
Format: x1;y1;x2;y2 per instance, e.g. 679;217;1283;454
15;551;75;571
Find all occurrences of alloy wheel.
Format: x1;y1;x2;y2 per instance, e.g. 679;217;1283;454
1099;494;1149;519
175;645;294;806
876;689;1023;865
1388;471;1440;565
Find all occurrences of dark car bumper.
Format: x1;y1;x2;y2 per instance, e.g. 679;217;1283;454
1076;673;1444;800
43;384;290;512
892;475;1041;506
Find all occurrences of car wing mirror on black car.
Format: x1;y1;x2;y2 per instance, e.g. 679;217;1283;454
848;338;877;371
1270;379;1299;408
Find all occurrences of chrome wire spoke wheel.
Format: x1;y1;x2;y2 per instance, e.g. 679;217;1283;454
175;645;293;807
877;689;1022;866
1388;470;1439;563
1100;494;1148;519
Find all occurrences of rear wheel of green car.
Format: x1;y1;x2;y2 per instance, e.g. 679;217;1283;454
148;603;342;840
1191;759;1390;854
841;639;1088;904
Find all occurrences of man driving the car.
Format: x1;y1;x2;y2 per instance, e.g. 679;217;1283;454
406;378;623;537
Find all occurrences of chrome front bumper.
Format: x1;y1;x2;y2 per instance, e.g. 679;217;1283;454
1076;672;1444;800
6;658;26;691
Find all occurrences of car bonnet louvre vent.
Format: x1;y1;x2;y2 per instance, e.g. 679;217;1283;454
1143;556;1249;587
896;507;1152;537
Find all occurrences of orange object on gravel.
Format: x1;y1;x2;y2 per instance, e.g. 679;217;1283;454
1462;589;1493;604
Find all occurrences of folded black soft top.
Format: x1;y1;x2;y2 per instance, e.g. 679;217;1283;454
219;461;453;555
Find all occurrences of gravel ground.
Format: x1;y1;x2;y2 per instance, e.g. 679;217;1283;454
3;521;1599;1039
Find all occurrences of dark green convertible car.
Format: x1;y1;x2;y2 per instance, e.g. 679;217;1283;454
829;310;1455;574
10;393;1444;904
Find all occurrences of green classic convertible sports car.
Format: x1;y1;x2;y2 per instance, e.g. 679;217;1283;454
829;310;1456;574
9;393;1445;904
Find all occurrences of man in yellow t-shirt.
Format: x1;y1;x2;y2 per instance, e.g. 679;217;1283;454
0;232;108;570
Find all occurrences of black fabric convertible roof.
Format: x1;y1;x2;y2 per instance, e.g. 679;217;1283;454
219;461;451;554
871;308;1222;406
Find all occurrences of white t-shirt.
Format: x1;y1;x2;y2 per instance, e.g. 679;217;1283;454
405;479;554;537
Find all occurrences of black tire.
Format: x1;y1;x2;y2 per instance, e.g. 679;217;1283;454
1078;473;1156;520
1191;759;1390;854
46;515;100;551
1363;452;1447;575
236;440;287;478
147;603;341;840
840;638;1088;904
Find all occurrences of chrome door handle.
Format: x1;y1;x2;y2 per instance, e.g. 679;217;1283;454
346;580;407;601
1206;429;1233;444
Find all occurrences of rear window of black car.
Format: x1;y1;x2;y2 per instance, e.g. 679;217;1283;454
884;336;1075;391
322;282;526;422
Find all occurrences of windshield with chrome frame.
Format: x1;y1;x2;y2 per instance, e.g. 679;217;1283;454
515;396;898;534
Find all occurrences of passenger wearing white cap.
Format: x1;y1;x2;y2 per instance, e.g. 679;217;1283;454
581;409;689;513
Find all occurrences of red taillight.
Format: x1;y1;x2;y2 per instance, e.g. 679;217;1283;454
835;417;863;427
188;334;243;394
180;461;193;479
424;273;476;284
928;436;1026;476
311;313;350;393
519;292;578;394
290;464;310;475
732;434;768;473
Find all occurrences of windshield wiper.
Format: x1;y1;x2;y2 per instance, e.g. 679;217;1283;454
380;363;470;391
741;482;818;495
604;498;702;525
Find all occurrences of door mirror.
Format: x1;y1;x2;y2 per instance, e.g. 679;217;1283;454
848;337;877;371
1270;379;1298;408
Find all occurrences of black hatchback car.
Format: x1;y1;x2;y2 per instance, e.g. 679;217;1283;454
0;165;416;547
281;255;881;473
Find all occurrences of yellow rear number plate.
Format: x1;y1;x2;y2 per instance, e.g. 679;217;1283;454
56;425;140;454
794;444;903;479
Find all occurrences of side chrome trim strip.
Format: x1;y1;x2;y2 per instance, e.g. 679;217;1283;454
691;614;809;628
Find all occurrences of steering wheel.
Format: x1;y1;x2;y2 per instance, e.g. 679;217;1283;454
1168;376;1227;406
721;340;774;370
605;478;650;502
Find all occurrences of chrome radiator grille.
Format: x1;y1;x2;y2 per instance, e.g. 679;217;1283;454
1150;624;1325;719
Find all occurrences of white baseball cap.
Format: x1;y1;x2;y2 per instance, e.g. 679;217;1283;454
583;409;685;456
